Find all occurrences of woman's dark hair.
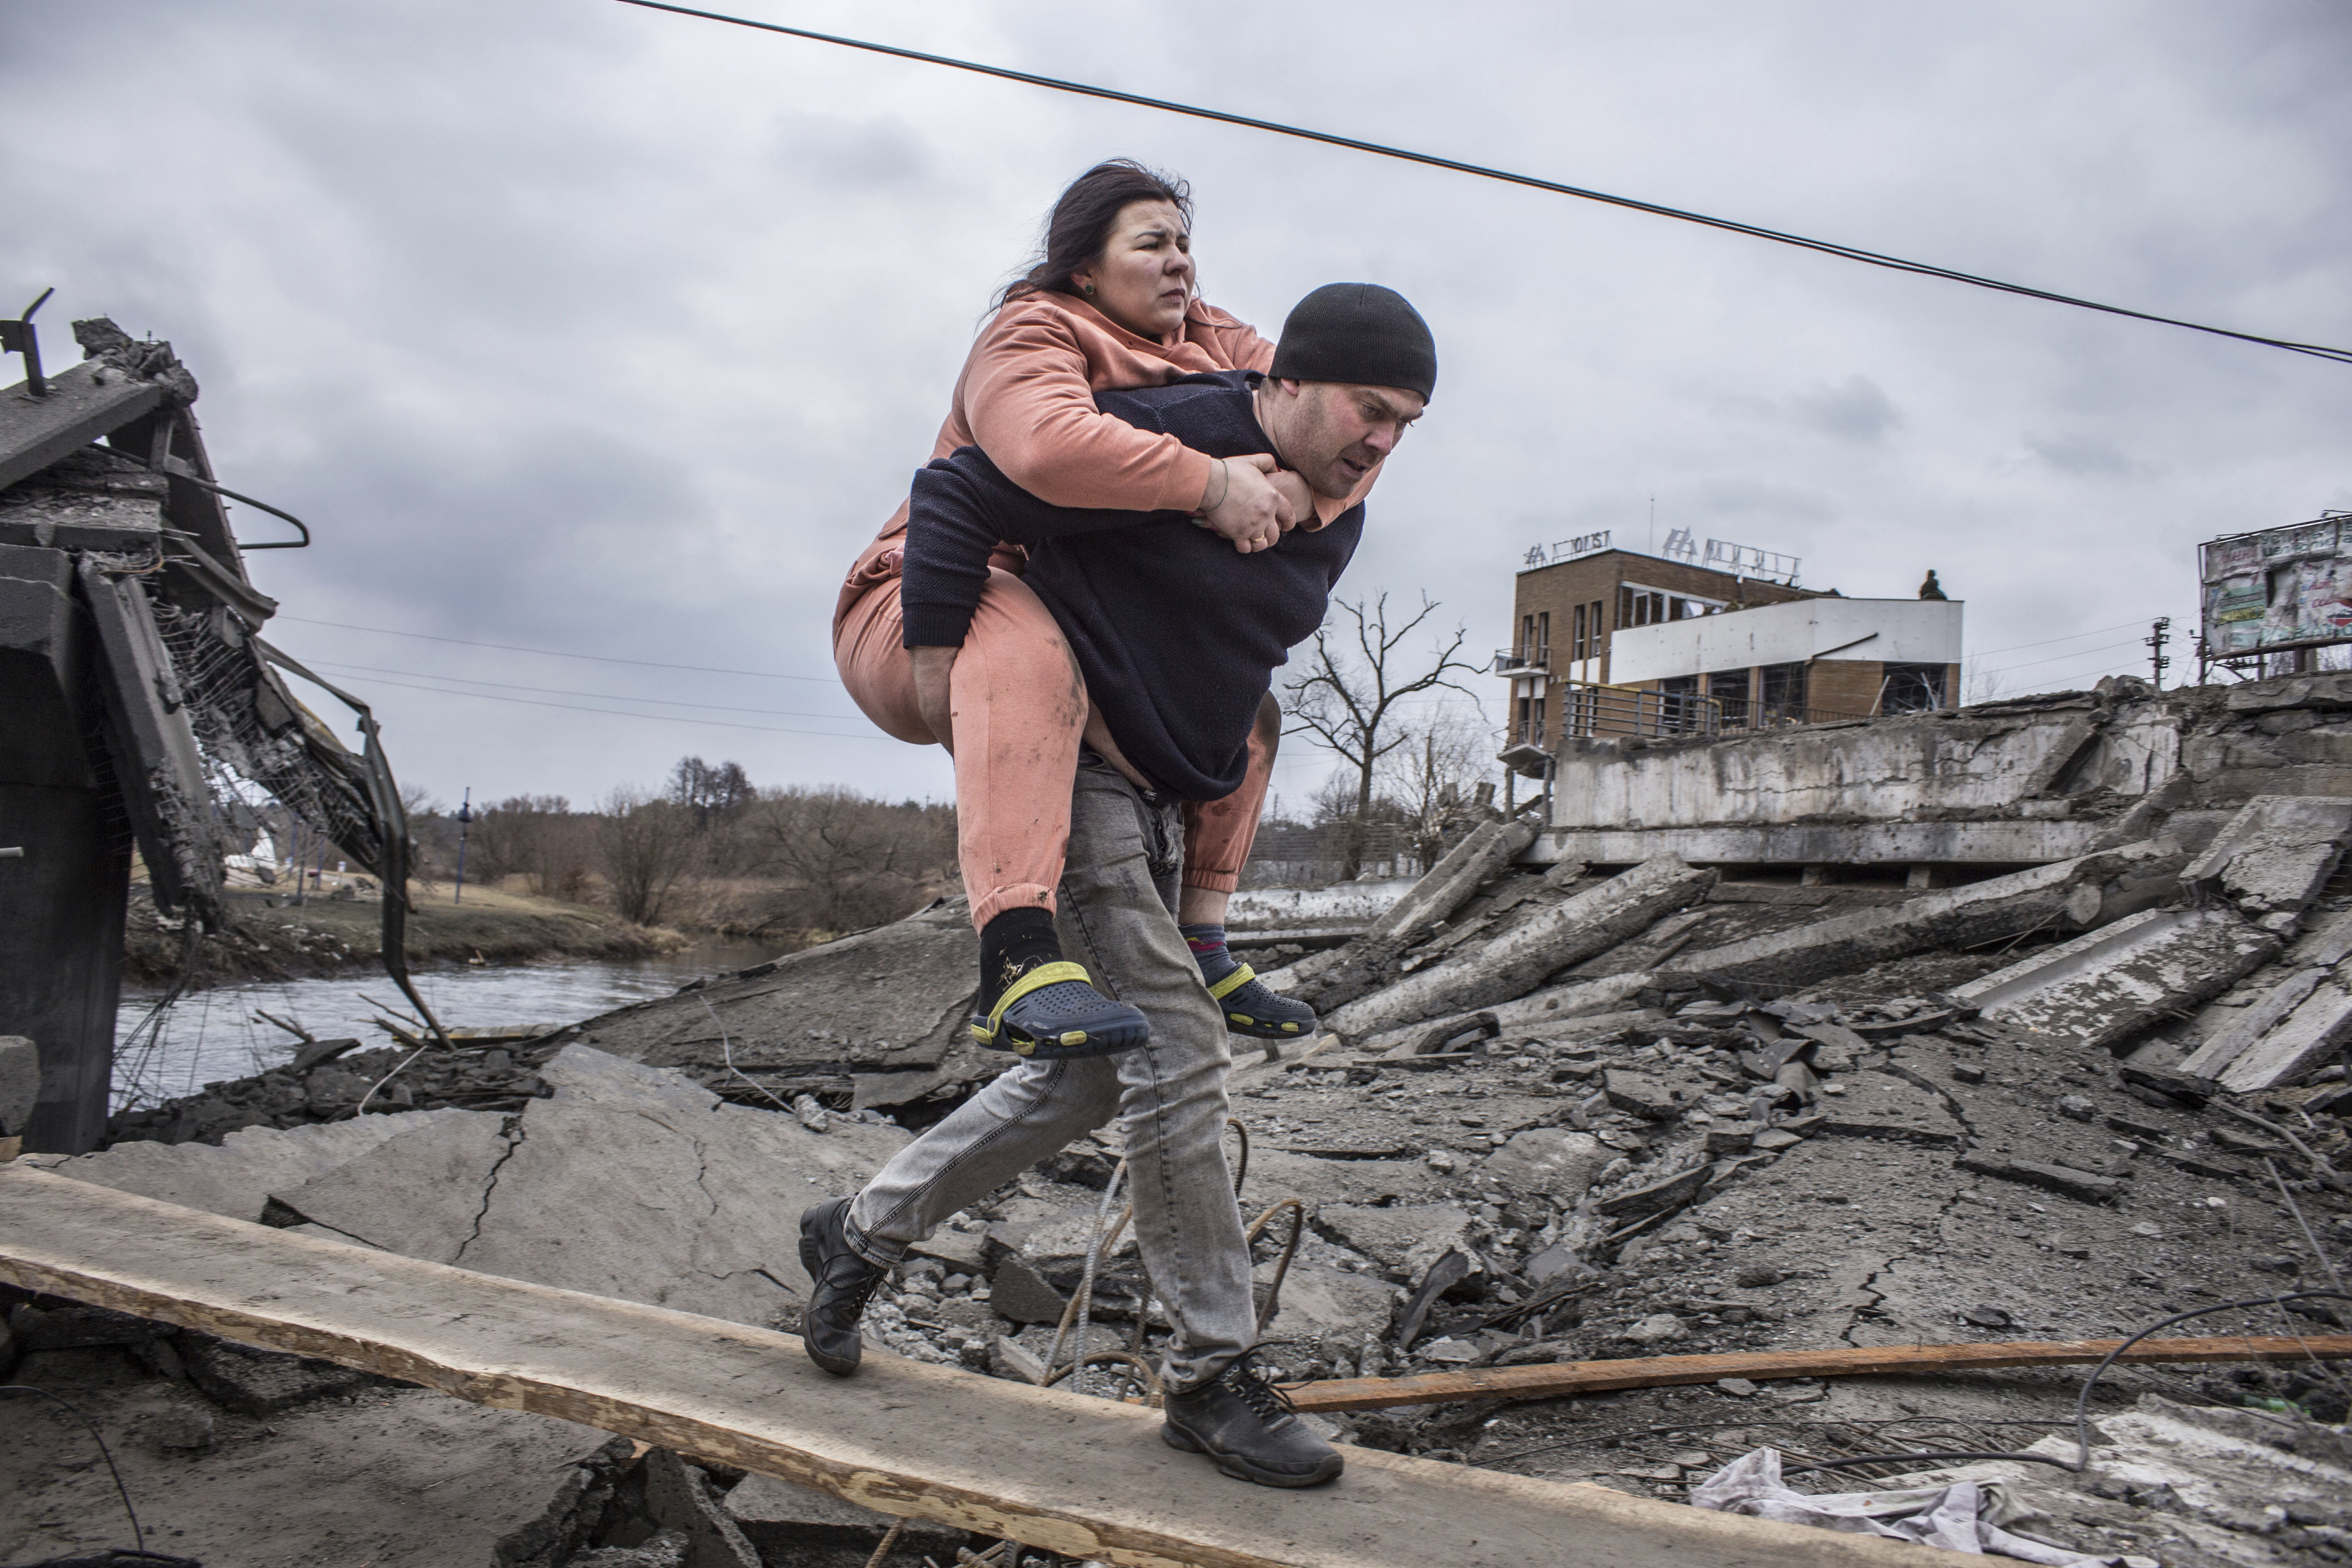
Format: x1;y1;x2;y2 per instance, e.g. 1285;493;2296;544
998;159;1192;309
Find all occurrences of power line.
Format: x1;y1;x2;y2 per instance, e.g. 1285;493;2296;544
299;657;867;721
1966;615;2170;658
281;668;894;740
614;0;2352;367
1978;638;2146;677
276;615;836;681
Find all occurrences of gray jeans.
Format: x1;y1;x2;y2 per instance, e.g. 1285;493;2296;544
845;755;1255;1388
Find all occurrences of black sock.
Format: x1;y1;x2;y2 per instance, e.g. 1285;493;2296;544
979;907;1062;1009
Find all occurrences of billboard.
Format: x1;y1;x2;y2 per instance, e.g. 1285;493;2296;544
2201;515;2352;660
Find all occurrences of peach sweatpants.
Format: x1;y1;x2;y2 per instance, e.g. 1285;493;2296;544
836;567;1276;931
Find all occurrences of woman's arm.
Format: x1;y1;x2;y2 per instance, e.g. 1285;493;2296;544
962;309;1215;511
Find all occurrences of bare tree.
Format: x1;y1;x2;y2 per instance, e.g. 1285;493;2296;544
597;788;696;926
1282;593;1485;878
1382;703;1498;872
746;786;955;938
469;795;596;901
1963;654;2012;707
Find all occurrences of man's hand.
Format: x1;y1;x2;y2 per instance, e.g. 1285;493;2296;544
1266;466;1320;531
1197;454;1291;553
910;644;956;753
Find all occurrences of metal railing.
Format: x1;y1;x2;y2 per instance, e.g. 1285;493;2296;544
1548;681;1723;740
1528;681;1887;743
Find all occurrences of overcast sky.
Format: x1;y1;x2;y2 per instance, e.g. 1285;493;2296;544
7;1;2347;812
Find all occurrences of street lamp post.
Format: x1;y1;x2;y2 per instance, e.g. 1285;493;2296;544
453;789;473;905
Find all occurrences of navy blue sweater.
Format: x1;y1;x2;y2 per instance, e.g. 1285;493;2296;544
900;370;1362;801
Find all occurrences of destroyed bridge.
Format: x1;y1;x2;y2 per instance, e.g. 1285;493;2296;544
4;317;2352;1567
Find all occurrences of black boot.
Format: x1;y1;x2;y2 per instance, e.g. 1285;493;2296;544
1161;1354;1344;1488
798;1197;887;1377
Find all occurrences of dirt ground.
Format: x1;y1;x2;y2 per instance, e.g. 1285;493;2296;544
0;1344;612;1567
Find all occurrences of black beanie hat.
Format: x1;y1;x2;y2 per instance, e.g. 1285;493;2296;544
1268;283;1437;402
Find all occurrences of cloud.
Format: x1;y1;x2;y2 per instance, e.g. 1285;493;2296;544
2023;432;2158;480
3;0;2347;805
1788;375;1903;444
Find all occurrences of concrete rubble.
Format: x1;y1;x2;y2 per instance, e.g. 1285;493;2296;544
9;671;2352;1567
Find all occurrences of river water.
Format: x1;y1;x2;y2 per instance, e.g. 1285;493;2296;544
113;937;778;1110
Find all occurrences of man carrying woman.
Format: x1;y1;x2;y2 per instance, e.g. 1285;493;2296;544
813;188;1439;1483
833;159;1377;1057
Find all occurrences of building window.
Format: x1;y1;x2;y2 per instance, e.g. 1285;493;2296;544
1571;603;1586;662
1620;586;1668;627
1759;662;1807;723
1536;612;1550;664
1708;668;1750;727
1880;663;1949;714
1592;599;1606;650
1520;614;1536;662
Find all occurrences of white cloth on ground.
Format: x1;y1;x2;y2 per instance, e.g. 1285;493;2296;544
1689;1448;2119;1565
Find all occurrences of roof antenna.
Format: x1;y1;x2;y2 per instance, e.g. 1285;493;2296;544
1;288;54;398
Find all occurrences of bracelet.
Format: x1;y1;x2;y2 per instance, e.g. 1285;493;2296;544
1201;458;1231;515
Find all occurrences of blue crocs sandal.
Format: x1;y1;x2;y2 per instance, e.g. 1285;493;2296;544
969;961;1151;1059
1208;963;1319;1040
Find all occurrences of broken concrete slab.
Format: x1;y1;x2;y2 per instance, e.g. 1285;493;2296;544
1295;818;1538;1010
2215;961;2352;1093
1481;1127;1608;1200
262;1047;912;1327
723;1468;963;1568
1671;839;2187;990
1812;1073;1965;1147
26;1106;487;1223
565;896;989;1109
1948;906;2280;1054
1255;1260;1401;1344
2181;793;2352;928
1326;858;1717;1041
2179;964;2330;1078
181;1335;374;1414
644;1448;761;1568
1604;1068;1690;1122
1317;1203;1476;1280
1354;972;1659;1060
1596;1163;1709;1218
1954;1156;2122;1204
1239;1146;1439;1213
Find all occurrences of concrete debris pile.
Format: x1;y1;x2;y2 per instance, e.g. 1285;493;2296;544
21;669;2352;1566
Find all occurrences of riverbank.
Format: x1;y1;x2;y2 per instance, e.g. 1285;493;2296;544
123;885;686;989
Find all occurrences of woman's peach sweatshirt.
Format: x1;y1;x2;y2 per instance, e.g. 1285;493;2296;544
833;291;1373;638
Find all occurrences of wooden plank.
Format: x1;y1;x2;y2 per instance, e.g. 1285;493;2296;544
1284;1334;2352;1413
0;361;167;491
0;1167;1920;1568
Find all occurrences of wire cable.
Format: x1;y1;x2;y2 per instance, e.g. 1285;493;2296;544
271;667;893;739
274;616;835;682
0;1386;177;1562
297;657;867;722
1967;616;2171;659
612;0;2352;367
